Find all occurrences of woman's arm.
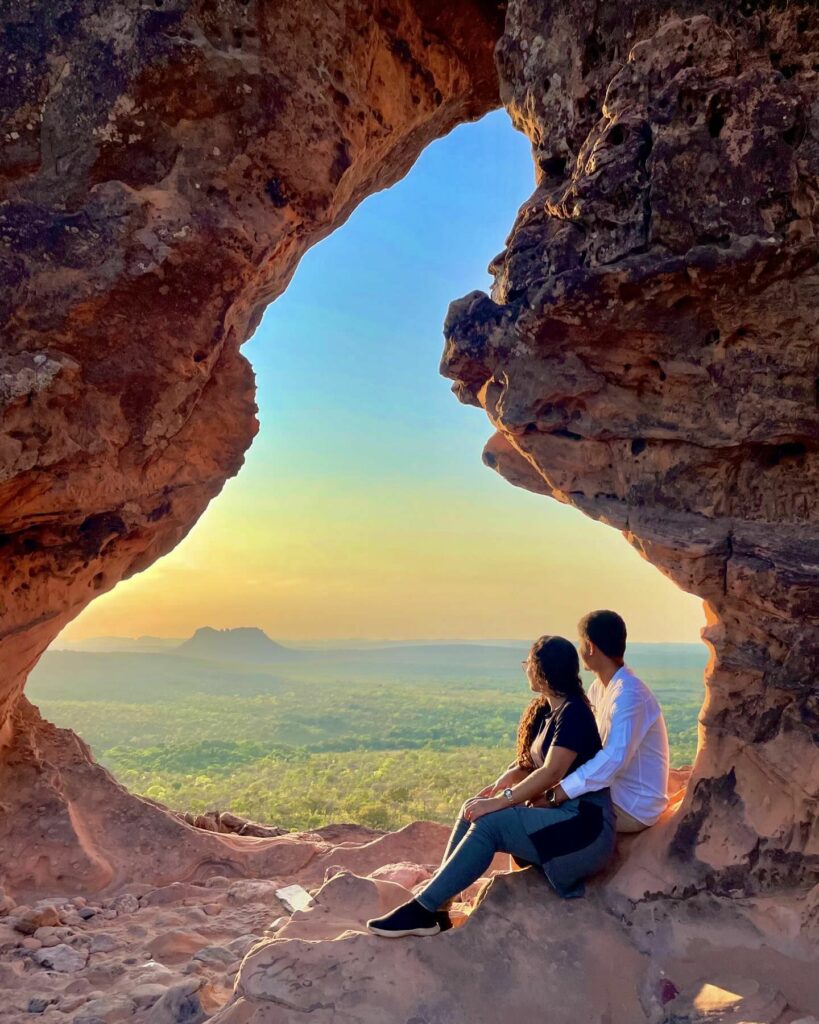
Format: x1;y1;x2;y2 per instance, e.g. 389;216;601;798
498;745;575;804
464;746;577;819
475;764;531;798
488;764;532;794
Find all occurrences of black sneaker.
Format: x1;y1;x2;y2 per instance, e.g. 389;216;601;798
366;899;441;938
435;910;453;932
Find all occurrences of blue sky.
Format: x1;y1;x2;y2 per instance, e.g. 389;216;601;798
64;111;705;644
248;109;532;485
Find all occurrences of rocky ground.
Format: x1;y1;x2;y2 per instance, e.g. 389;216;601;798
1;812;817;1024
0;819;489;1023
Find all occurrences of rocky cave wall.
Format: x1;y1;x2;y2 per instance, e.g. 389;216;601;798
0;0;504;895
0;0;817;903
442;0;819;896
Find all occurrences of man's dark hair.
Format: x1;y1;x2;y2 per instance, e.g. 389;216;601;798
578;609;627;660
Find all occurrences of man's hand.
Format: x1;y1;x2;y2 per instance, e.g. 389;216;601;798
462;796;503;822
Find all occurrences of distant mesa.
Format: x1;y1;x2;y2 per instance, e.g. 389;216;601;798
174;626;297;662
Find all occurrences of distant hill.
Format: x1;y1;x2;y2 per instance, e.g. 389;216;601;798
174;626;298;662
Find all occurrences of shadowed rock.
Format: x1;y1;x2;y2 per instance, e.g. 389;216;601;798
0;0;817;1019
443;1;819;897
0;0;503;893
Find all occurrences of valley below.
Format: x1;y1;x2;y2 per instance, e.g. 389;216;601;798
31;632;705;832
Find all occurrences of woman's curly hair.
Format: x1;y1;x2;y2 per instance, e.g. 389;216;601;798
515;635;591;770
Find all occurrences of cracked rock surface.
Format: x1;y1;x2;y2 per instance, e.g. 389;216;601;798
1;0;818;1020
443;0;819;897
0;0;502;892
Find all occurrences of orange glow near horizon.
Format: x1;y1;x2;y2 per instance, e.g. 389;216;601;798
58;471;705;645
58;113;706;649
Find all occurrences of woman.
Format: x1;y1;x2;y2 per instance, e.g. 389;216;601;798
367;635;616;937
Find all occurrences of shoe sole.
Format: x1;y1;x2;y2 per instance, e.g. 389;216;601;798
366;923;441;938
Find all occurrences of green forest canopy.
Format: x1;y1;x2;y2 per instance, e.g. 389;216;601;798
31;642;705;832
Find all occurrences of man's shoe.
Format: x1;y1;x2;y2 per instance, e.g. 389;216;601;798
366;899;441;937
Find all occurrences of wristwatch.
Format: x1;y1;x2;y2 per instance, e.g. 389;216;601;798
502;787;514;802
545;789;557;806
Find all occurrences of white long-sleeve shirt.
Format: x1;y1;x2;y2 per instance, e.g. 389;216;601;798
560;664;669;825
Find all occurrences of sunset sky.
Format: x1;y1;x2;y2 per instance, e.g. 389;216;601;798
59;112;704;645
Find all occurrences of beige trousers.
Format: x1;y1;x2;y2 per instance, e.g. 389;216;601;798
614;804;650;833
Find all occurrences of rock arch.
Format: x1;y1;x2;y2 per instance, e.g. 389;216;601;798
0;0;816;912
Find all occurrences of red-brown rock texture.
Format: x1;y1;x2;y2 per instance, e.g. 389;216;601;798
442;0;819;900
1;0;819;1020
0;0;503;894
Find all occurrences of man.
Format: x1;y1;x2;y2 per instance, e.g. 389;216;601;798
549;609;669;832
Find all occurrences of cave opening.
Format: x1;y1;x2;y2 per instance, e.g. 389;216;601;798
36;110;706;841
1;3;817;1018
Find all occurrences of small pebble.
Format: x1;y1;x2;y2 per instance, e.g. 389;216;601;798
89;933;117;954
63;978;92;995
131;983;168;1009
105;894;138;915
33;943;88;973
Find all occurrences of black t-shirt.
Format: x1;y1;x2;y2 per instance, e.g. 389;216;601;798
529;698;601;775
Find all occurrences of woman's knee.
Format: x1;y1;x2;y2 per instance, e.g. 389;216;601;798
458;800;474;822
471;811;507;842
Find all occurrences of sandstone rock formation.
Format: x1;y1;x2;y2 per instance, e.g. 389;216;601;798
0;0;503;894
3;838;816;1023
1;0;818;1020
443;1;819;898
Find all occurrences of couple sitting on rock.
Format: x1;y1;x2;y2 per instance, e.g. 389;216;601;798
368;609;669;938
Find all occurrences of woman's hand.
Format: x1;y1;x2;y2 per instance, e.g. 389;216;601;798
462;796;503;822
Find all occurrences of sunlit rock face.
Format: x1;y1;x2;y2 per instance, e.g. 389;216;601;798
0;0;503;894
443;1;819;894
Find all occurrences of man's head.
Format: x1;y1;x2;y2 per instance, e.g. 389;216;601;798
577;610;627;674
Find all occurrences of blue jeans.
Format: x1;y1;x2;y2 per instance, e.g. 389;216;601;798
416;791;615;910
416;804;542;911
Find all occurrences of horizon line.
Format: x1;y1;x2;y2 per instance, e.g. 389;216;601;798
52;629;705;647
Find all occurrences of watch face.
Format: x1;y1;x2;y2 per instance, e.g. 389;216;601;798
503;788;514;800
